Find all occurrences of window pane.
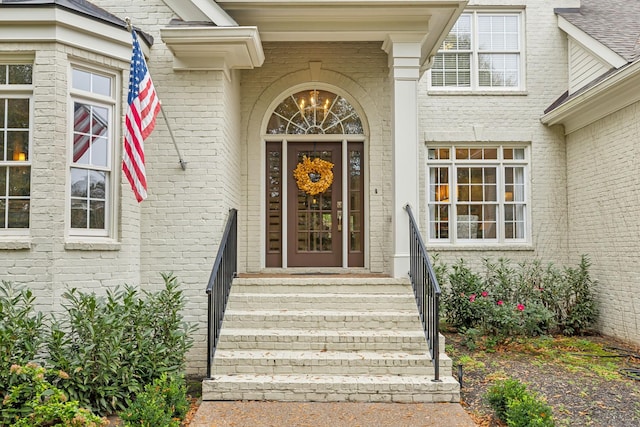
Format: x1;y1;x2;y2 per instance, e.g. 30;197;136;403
0;200;4;228
8;131;28;161
429;204;449;239
89;200;105;229
70;168;88;197
8;65;32;85
92;74;111;97
89;171;106;199
479;54;519;87
8;199;29;228
0;66;5;85
0;99;4;128
72;69;91;92
0;166;5;196
70;199;87;228
8;166;30;196
7;99;29;128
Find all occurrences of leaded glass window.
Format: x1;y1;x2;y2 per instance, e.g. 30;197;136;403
267;89;363;135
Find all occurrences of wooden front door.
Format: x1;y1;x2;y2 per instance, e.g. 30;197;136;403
287;143;342;267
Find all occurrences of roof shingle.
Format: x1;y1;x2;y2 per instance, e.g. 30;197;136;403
557;0;640;63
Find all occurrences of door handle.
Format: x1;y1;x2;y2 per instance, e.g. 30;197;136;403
336;201;343;232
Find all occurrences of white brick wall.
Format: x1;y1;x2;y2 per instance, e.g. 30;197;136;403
421;1;571;268
566;101;640;347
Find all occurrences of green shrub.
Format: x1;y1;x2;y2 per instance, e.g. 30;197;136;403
486;378;528;420
1;363;105;427
439;260;486;329
46;273;194;415
506;393;555;427
0;282;45;392
541;255;599;336
119;373;188;427
486;378;555;427
438;256;598;342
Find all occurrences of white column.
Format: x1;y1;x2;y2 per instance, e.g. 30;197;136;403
382;34;423;278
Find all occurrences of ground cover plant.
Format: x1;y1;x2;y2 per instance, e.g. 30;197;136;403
0;274;194;425
447;332;640;426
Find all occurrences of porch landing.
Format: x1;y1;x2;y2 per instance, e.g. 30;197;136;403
202;276;460;403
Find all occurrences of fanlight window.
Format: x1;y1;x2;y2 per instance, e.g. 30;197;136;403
267;89;363;135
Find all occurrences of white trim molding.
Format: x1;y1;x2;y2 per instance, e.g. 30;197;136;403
160;26;264;79
0;8;137;62
541;60;640;134
162;0;238;26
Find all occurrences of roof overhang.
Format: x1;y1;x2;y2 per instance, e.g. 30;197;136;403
162;0;238;26
541;60;640;134
163;0;466;73
0;6;141;61
557;15;627;69
160;25;265;78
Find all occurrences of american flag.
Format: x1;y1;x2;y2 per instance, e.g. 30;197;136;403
123;30;160;202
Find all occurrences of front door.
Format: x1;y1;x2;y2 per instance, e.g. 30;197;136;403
287;143;342;267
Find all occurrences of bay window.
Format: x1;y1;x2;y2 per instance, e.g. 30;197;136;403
427;145;528;243
69;67;114;236
430;11;523;90
0;64;32;231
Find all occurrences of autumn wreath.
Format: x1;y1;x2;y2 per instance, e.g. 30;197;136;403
293;156;334;195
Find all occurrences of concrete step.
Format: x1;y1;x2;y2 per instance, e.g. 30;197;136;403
223;309;423;330
228;292;416;310
202;374;460;403
204;276;458;403
216;328;429;352
211;349;452;376
231;277;412;294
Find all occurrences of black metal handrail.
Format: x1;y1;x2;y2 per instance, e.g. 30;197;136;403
206;208;238;377
404;204;441;382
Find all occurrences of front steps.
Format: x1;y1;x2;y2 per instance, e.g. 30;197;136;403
202;277;459;403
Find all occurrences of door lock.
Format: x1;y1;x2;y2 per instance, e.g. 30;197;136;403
336;201;343;231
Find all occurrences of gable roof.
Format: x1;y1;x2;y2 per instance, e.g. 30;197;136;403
543;0;640;133
556;0;640;63
0;0;153;46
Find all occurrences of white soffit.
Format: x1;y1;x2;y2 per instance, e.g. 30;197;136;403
160;26;264;76
162;0;238;26
0;8;136;61
558;16;627;69
215;0;466;43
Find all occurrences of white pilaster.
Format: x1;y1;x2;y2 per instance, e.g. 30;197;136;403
382;34;423;278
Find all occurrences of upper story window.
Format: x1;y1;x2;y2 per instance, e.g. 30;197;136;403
430;11;524;91
0;64;32;231
267;89;363;135
69;66;114;236
427;145;529;244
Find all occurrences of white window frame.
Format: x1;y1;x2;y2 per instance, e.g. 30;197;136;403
68;64;117;238
426;144;530;245
0;62;33;235
429;10;525;92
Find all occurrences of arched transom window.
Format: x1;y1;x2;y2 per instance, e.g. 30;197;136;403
267;89;363;135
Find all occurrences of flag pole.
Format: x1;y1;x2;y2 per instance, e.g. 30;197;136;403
124;17;187;171
160;102;187;170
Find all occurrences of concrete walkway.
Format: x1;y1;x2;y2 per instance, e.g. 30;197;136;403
189;401;477;427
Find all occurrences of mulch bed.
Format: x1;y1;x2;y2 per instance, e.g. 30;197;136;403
446;332;640;426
